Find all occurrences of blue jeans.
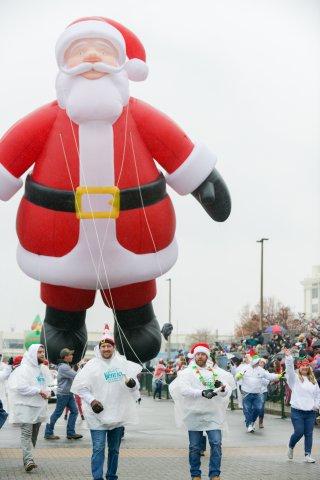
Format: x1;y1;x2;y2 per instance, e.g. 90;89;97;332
289;408;316;455
45;393;78;437
90;427;124;480
259;391;268;421
0;399;8;429
242;392;264;427
153;379;163;399
188;430;222;478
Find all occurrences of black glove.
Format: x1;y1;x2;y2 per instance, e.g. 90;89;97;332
8;357;14;366
91;400;104;414
214;380;223;388
161;323;173;340
192;168;231;222
202;389;217;399
125;378;136;388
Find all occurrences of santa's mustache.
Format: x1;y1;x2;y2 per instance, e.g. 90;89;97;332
60;62;124;77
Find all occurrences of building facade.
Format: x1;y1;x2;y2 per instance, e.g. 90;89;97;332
301;266;320;319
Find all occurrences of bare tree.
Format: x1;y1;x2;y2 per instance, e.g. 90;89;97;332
186;328;215;347
235;297;301;337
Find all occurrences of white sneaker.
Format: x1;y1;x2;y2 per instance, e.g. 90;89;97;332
304;455;316;463
287;448;293;460
247;424;254;433
252;423;256;431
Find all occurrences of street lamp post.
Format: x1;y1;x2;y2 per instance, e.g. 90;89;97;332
166;278;172;360
256;238;269;331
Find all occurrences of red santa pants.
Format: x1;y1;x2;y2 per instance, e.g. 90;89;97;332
41;280;156;311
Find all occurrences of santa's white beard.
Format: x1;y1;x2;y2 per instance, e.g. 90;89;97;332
55;70;130;124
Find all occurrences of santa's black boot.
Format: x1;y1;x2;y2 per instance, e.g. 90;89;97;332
114;303;161;363
41;307;87;364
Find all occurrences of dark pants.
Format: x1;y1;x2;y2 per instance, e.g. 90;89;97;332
45;393;78;437
259;391;268;421
153;379;163;399
188;430;222;478
242;392;264;427
90;427;124;480
0;399;8;429
289;408;316;455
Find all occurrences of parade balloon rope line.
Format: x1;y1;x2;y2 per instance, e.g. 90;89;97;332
58;131;126;359
130;131;163;277
47;103;161;373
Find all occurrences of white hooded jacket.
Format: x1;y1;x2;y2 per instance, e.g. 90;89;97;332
169;361;232;431
71;346;142;430
8;344;52;424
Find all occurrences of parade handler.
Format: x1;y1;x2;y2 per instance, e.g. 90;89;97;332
169;343;232;480
8;344;52;472
71;328;141;480
235;355;282;433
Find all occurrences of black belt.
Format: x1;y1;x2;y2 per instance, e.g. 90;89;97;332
24;174;167;215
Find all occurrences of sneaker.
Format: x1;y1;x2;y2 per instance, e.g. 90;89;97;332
44;434;60;440
25;461;37;472
287;448;293;460
247;424;254;433
304;454;316;463
67;433;83;440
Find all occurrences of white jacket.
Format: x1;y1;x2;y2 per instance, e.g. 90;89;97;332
241;366;278;394
169;362;232;431
71;347;142;430
285;356;320;411
8;344;51;424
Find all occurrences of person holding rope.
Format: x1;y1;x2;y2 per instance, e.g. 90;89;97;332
8;344;52;472
284;348;320;463
71;327;141;480
169;342;232;480
235;355;282;433
44;348;82;440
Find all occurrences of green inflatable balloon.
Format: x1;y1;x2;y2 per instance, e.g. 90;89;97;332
24;329;41;350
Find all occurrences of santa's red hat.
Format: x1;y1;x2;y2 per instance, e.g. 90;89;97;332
55;16;148;82
99;323;115;347
189;342;211;358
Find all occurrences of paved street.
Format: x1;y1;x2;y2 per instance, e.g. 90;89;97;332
0;396;319;479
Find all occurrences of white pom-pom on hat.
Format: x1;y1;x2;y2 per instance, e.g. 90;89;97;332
124;58;149;82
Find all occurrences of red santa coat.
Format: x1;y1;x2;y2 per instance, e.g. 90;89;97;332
0;97;216;290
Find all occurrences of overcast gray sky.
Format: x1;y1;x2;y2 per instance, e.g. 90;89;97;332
0;0;319;336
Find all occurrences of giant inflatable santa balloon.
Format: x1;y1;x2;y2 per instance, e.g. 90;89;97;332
0;17;231;364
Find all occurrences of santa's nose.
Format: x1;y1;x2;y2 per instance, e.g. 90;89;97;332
84;52;101;63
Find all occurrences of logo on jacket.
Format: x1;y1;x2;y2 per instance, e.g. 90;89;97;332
104;369;123;383
36;374;45;386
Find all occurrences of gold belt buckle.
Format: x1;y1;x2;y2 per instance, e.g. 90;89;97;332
75;186;120;219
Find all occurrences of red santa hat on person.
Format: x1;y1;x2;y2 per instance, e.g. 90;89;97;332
99;323;115;347
188;342;211;359
55;16;148;82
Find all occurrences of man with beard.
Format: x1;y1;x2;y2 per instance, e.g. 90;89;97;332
170;343;232;480
8;344;51;472
71;328;141;480
0;17;231;365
